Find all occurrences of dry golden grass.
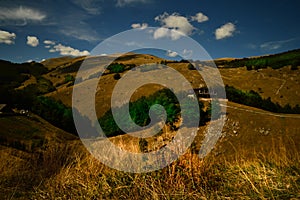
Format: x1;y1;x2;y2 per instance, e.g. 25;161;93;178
1;134;299;199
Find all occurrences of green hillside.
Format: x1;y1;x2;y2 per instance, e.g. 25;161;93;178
216;48;300;70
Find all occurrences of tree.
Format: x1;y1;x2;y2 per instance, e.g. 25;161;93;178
113;73;121;80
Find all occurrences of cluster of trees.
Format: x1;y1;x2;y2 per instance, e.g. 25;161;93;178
107;63;126;73
4;78;93;136
98;89;210;137
32;96;77;134
0;60;48;98
217;49;300;70
225;85;300;114
160;59;190;64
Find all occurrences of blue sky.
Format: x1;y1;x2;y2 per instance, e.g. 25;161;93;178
0;0;300;62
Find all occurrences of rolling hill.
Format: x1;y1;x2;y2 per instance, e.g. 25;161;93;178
0;49;299;199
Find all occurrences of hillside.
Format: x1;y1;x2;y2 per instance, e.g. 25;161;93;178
0;49;299;199
0;112;77;151
1;101;299;199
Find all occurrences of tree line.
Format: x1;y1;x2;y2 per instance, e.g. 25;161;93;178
225;85;300;114
217;49;300;70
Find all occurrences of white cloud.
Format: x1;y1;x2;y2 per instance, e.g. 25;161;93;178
155;12;195;36
153;27;169;39
0;6;46;25
153;27;183;40
27;36;39;47
45;45;51;48
260;38;295;51
43;40;55;45
215;22;236;40
131;23;148;30
72;0;102;15
116;0;149;7
191;12;209;23
166;50;178;57
50;43;90;56
182;49;193;58
125;41;144;47
246;43;257;49
59;27;99;42
0;29;16;44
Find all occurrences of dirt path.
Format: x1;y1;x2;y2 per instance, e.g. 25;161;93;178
219;102;300;119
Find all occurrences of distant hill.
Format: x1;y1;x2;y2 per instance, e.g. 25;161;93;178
215;48;300;70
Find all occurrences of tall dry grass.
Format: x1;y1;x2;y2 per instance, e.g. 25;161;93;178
1;137;299;199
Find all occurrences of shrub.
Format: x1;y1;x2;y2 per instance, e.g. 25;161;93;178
64;74;75;83
113;73;121;80
188;63;196;70
107;63;125;73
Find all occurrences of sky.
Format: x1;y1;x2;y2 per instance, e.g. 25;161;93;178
0;0;300;63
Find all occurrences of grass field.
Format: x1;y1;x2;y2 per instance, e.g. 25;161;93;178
1;135;299;199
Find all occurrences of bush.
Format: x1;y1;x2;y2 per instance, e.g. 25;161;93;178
107;63;125;73
188;63;196;70
113;73;121;80
291;65;298;70
246;65;253;70
64;74;75;83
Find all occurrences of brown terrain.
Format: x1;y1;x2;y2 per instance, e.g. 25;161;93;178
0;52;299;199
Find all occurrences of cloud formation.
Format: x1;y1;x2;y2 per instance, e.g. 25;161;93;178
0;30;16;44
116;0;149;7
72;0;102;15
260;38;295;51
44;40;55;45
0;6;46;25
166;50;178;57
27;36;39;47
59;26;100;42
191;12;209;23
153;27;184;40
155;12;195;39
215;22;236;40
182;49;193;58
50;43;90;56
131;23;148;30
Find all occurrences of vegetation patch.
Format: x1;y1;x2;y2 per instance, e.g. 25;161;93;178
217;49;300;70
225;85;300;113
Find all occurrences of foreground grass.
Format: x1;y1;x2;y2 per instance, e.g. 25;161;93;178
1;139;299;199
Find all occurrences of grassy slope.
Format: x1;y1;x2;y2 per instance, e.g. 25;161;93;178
219;66;300;107
1;106;299;199
1;50;300;199
0;114;78;199
0;114;77;150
